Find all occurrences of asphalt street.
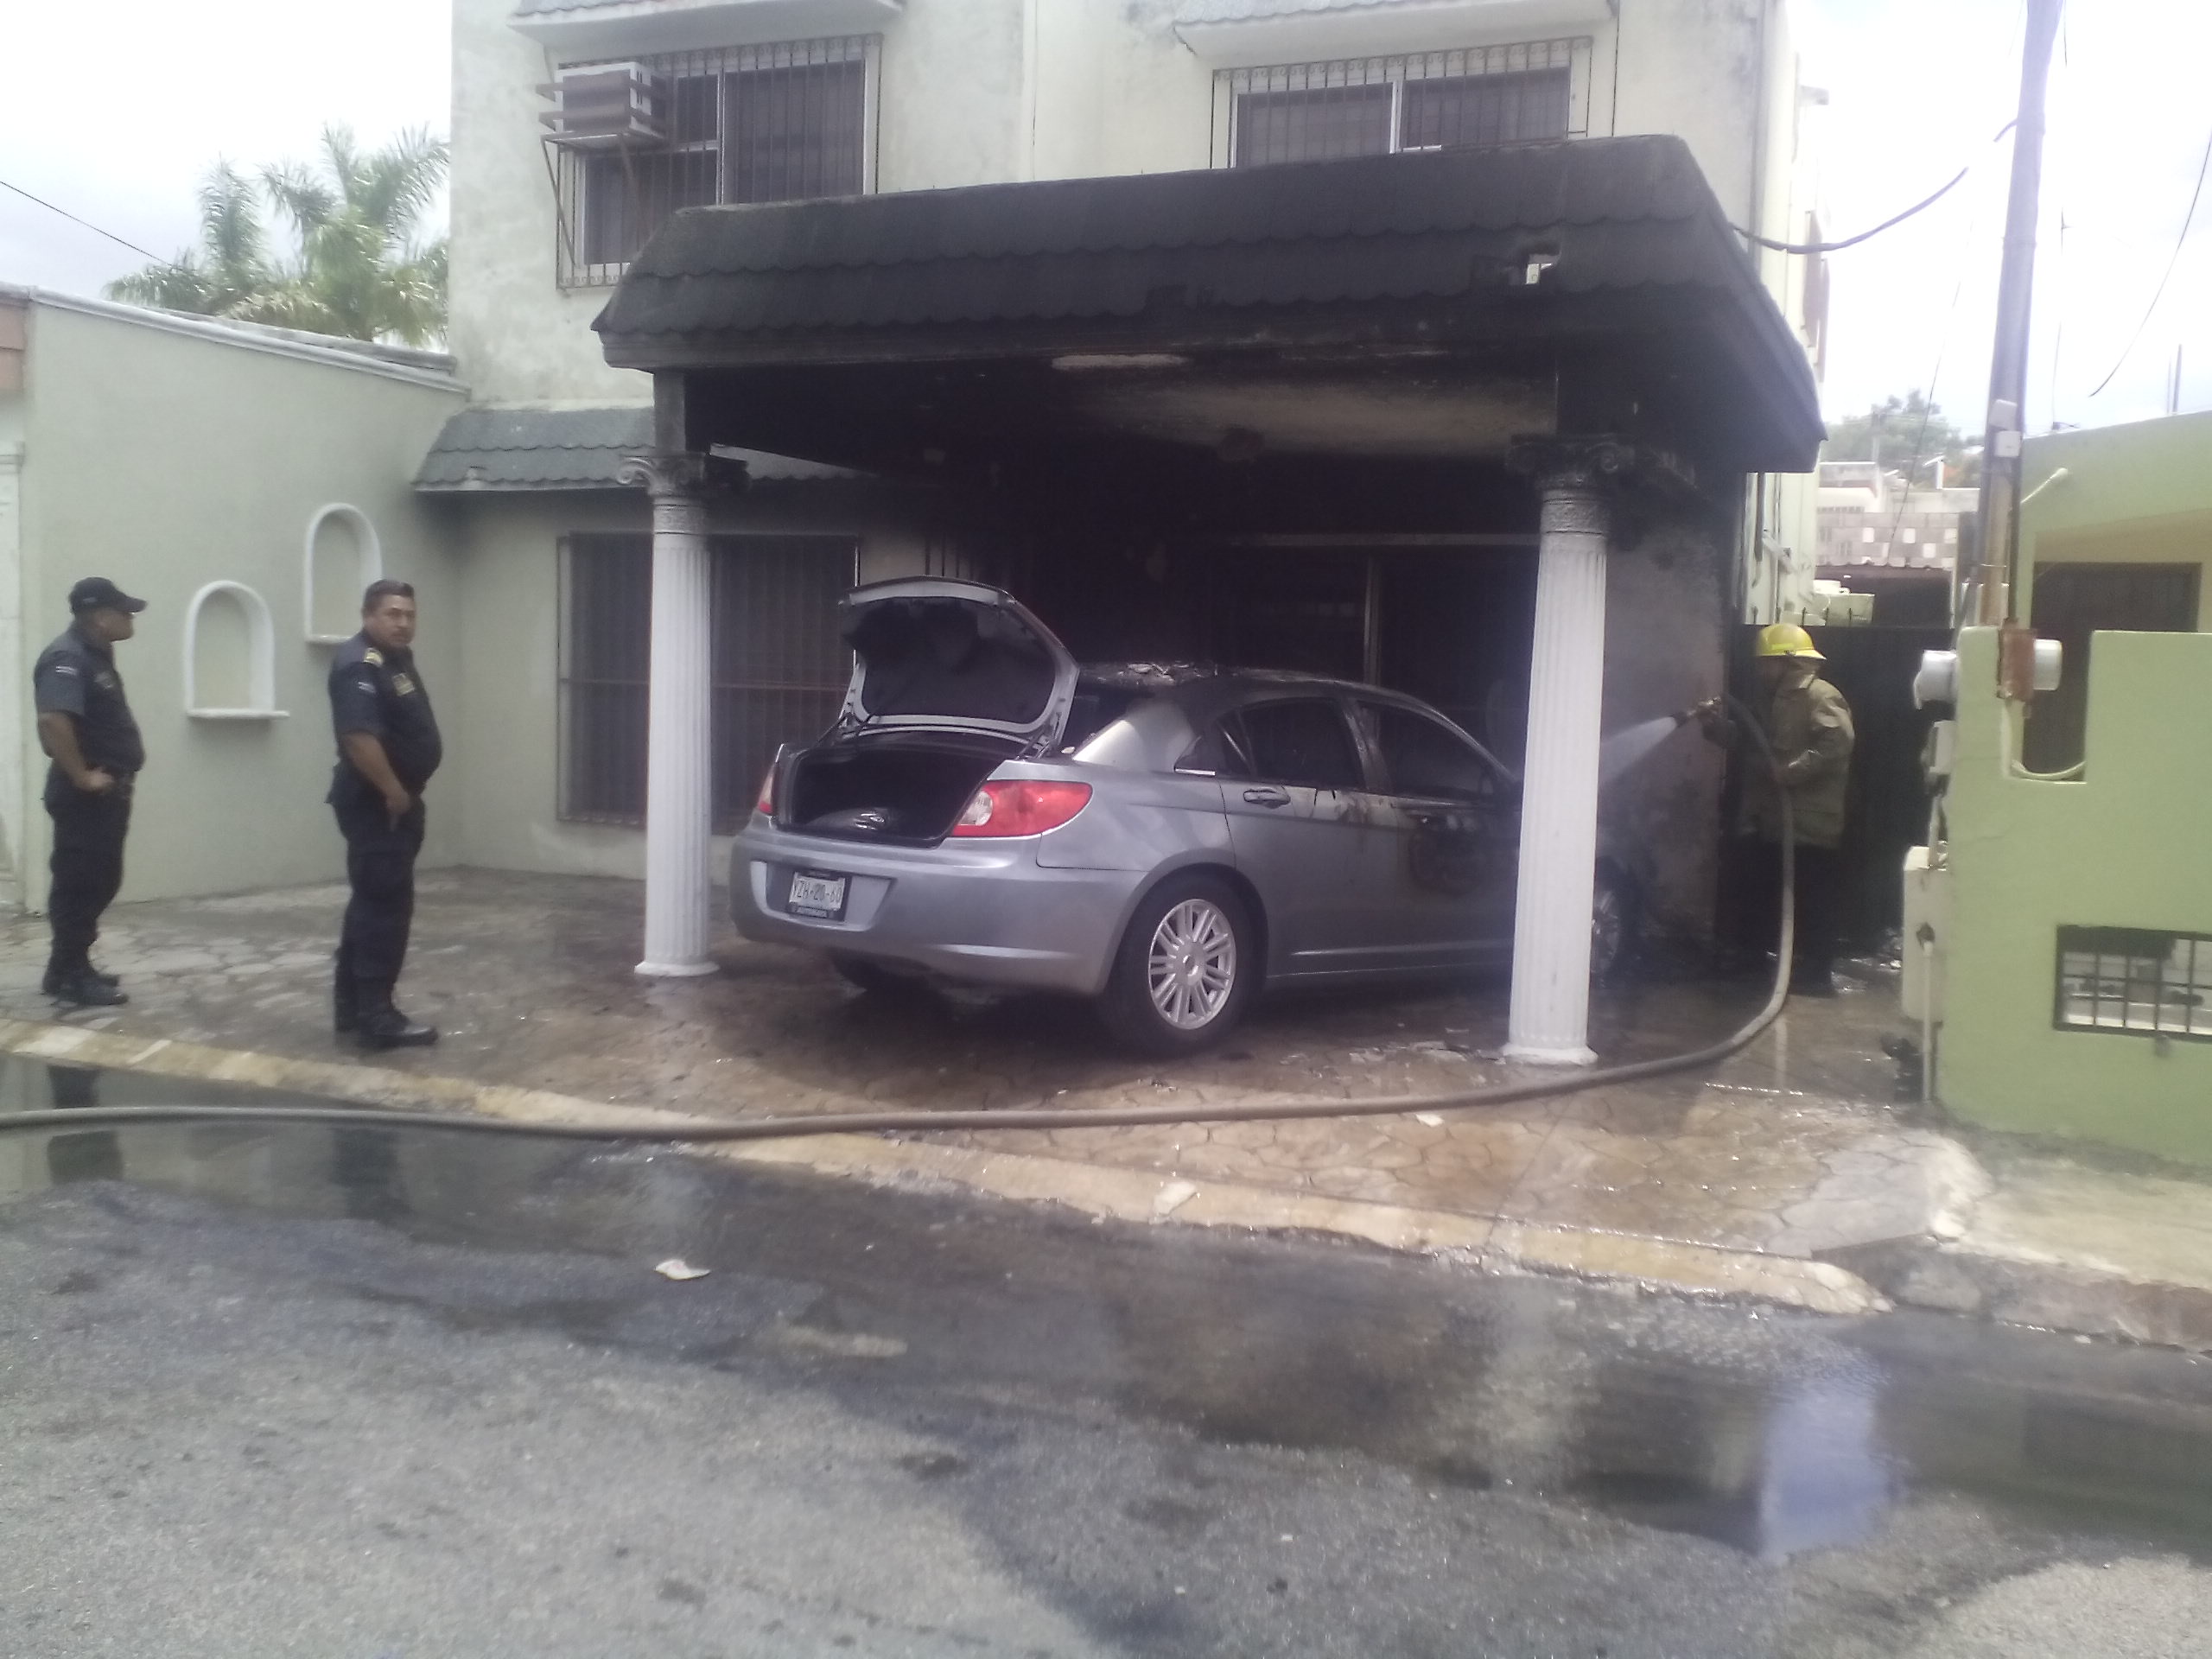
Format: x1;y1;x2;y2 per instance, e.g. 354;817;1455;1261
3;1060;2212;1657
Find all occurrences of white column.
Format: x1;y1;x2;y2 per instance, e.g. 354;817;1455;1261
622;452;718;978
1505;447;1617;1065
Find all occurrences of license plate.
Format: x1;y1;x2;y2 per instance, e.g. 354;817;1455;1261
786;870;849;921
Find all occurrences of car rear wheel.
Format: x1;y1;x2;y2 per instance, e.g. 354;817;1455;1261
1098;875;1257;1056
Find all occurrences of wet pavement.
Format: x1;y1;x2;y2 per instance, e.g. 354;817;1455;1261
0;870;1982;1274
4;1060;2212;1656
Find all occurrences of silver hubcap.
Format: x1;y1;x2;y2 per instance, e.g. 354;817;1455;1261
1147;899;1238;1030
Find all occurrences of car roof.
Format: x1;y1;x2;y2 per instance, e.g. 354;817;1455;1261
1080;662;1434;713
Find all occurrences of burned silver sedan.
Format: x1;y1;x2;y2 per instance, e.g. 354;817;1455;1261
735;579;1634;1053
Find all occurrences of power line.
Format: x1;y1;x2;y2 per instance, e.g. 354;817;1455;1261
2087;123;2212;397
0;175;164;264
1733;121;2018;255
1880;173;1990;555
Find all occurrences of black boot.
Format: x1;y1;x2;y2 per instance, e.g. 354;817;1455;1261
45;960;121;996
355;981;436;1050
48;969;127;1007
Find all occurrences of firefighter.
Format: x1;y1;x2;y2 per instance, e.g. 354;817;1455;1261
32;578;147;1007
327;580;442;1048
1701;623;1856;995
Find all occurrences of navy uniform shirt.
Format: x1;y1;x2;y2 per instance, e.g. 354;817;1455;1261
33;623;144;788
328;632;443;799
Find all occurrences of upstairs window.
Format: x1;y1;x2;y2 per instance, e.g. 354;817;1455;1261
554;36;877;287
1215;40;1587;168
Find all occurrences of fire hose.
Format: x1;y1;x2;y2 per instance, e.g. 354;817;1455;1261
0;699;1793;1144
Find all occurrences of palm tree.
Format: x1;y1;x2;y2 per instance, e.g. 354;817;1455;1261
106;127;448;346
258;126;450;346
105;162;277;320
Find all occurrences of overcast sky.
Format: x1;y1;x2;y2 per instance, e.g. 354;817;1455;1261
1;0;2204;435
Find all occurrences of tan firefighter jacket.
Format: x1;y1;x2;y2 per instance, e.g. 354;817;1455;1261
1736;669;1854;849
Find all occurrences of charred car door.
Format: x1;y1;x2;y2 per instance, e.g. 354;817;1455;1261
1216;696;1380;978
1355;698;1519;966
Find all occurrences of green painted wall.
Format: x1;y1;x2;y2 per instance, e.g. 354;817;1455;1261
11;302;466;903
1940;627;2212;1166
2021;410;2212;627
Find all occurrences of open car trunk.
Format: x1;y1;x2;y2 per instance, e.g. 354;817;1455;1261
832;579;1078;747
781;731;1018;846
772;580;1082;845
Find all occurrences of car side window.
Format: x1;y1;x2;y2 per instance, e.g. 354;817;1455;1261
1363;702;1500;804
1232;700;1364;791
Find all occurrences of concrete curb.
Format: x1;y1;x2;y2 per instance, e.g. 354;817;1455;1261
0;1014;1888;1319
1822;1236;2212;1353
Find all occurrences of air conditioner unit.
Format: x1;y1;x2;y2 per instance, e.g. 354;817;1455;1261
539;62;665;149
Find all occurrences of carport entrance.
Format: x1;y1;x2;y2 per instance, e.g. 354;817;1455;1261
592;137;1821;1059
996;538;1540;759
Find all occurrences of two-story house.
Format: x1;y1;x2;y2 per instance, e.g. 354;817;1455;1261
1;3;1822;1065
420;0;1826;1058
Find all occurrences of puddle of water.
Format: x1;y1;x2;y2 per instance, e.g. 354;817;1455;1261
0;1056;576;1225
7;1056;2212;1563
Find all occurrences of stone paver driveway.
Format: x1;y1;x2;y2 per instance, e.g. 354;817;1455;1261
0;869;1975;1262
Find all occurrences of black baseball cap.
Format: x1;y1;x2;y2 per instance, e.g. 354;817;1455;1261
68;577;148;614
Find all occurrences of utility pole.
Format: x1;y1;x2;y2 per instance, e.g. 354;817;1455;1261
1972;0;2065;629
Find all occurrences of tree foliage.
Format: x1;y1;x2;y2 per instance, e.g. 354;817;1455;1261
1823;391;1982;486
106;127;448;346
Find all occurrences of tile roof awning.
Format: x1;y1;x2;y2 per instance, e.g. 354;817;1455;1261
511;0;901;55
1172;0;1616;65
594;137;1824;479
414;405;857;493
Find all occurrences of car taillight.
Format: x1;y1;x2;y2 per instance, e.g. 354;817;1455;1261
755;764;777;817
951;780;1093;838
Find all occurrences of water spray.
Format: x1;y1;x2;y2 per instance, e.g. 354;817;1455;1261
1597;699;1718;785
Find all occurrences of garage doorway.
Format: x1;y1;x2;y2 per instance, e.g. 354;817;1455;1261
1012;541;1539;754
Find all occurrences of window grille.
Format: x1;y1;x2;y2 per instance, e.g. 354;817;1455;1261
561;534;653;823
2055;927;2212;1042
553;35;877;288
709;536;857;832
1212;39;1589;169
560;534;857;831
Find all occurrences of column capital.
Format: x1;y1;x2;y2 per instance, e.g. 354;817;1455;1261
617;449;748;498
1508;436;1700;503
1506;435;1638;496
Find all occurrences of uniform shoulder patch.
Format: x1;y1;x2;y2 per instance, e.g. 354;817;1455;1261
363;648;385;667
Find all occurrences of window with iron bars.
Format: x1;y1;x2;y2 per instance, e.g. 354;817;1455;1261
560;533;859;831
1211;39;1590;169
2055;926;2212;1042
554;35;878;288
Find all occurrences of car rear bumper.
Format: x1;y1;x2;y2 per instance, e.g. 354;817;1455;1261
732;820;1145;996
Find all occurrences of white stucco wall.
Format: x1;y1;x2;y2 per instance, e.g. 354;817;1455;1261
447;0;1815;407
8;299;466;906
449;0;656;404
442;481;938;881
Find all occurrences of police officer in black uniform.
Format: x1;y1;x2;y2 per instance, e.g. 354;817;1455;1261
33;578;147;1007
327;579;442;1049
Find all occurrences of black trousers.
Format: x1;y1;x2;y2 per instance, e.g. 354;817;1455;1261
334;789;427;995
45;779;132;977
1725;836;1841;982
